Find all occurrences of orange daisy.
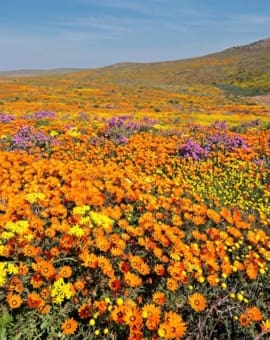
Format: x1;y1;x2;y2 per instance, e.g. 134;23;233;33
78;303;92;319
152;291;166;305
58;265;73;278
142;304;161;330
6;294;23;309
40;261;56;279
124;272;142;288
123;306;143;329
62;318;78;335
188;293;207;312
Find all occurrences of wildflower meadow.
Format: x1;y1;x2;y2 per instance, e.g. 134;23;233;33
0;79;269;340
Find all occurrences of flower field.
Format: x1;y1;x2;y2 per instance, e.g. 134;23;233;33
0;79;270;339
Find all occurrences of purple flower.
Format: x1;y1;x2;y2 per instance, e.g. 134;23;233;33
179;140;208;160
0;113;14;123
34;111;56;119
23;111;56;120
253;159;266;166
104;115;156;144
205;134;248;151
119;135;129;144
10;126;57;152
211;120;228;130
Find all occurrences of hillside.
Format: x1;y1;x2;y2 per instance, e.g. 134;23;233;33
1;38;270;96
66;38;270;96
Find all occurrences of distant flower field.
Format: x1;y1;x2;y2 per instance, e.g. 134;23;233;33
0;111;269;339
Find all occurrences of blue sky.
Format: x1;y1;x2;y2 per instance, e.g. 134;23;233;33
1;0;270;70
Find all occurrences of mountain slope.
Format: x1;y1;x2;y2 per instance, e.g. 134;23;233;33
2;38;270;96
67;38;270;95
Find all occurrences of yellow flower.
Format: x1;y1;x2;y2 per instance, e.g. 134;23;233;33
24;234;34;241
7;263;18;275
0;263;7;287
237;293;244;302
89;211;114;230
50;130;59;137
116;298;123;306
73;205;90;215
89;319;95;326
51;278;74;304
105;297;111;304
68;127;80;137
53;294;65;304
79;216;91;225
16;220;29;234
1;231;14;240
25;192;45;204
68;225;85;238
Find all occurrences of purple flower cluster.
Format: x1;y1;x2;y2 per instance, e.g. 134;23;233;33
178;133;248;161
178;140;208;160
105;115;156;144
253;159;266;166
108;115;133;128
23;111;56;120
0;113;14;123
34;111;56;120
11;126;57;152
205;134;248;151
210;120;228;130
231;119;261;133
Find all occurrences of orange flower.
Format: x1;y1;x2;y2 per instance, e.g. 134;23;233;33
246;262;258;280
154;264;166;276
30;274;44;288
78;303;92;319
7;277;24;293
240;306;263;326
27;292;45;310
158;311;186;339
124;272;142;287
166;277;178;291
40;304;51;315
239;312;252;327
23;244;40;257
246;306;262;322
207;273;219;286
74;279;85;291
94;300;108;314
40;287;50;300
6;294;23;309
58;265;73;278
207;209;221;224
152;291;166;305
142;304;161;330
189;293;207;312
40;261;56;279
17;262;29;275
111;305;125;324
61;318;78;335
98;256;115;278
109;278;121;292
123;306;143;329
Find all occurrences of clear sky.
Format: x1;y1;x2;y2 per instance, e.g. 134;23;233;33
1;0;270;70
